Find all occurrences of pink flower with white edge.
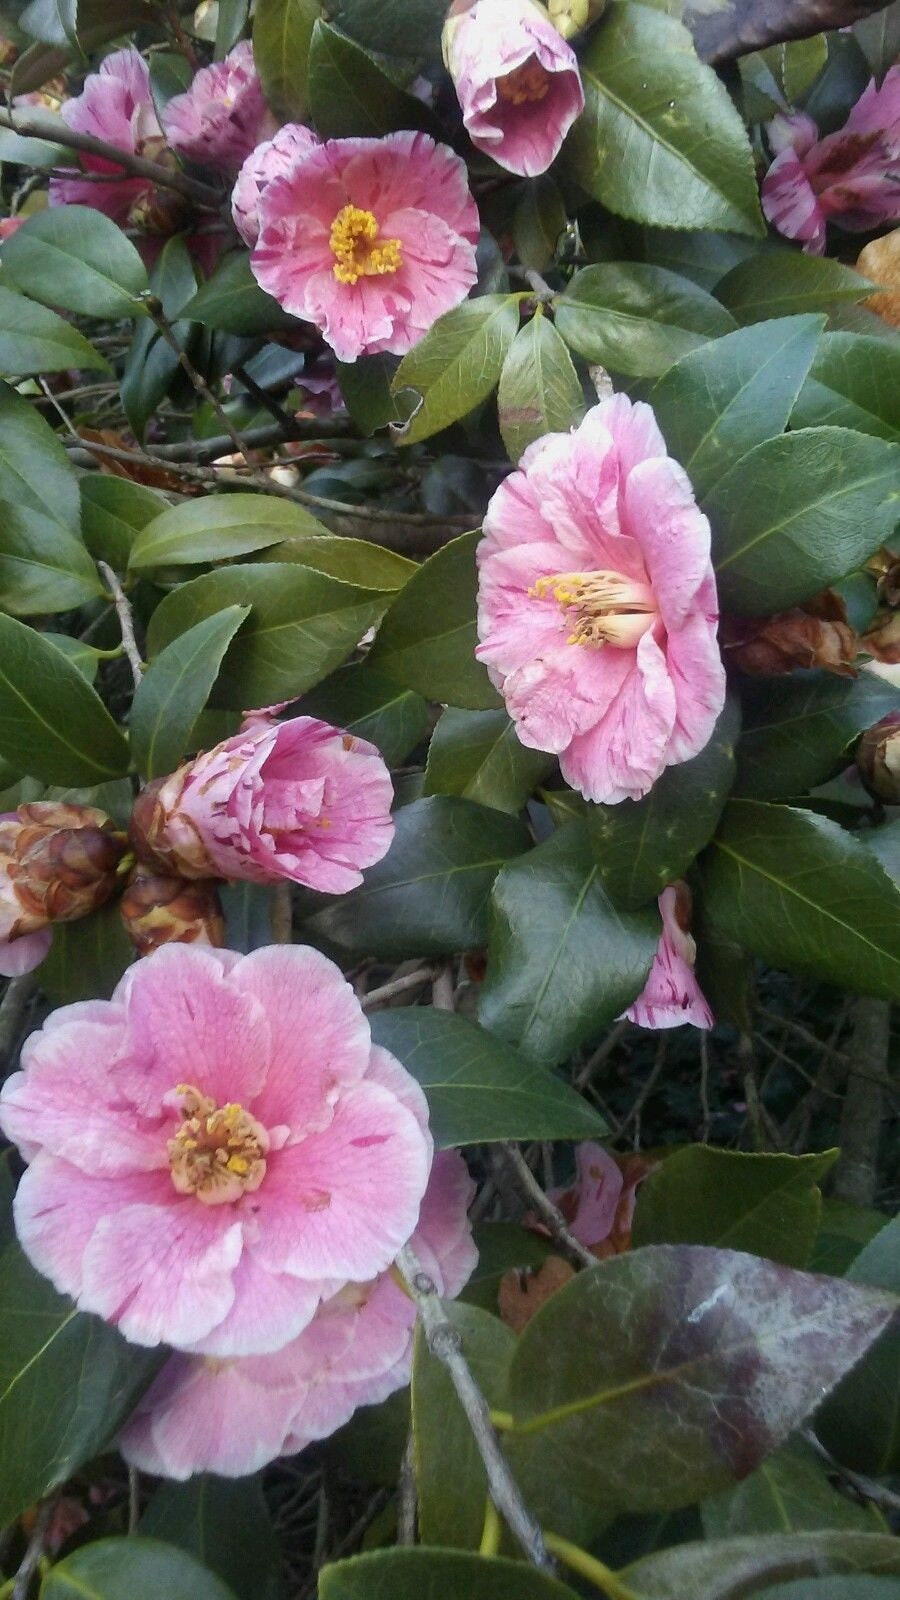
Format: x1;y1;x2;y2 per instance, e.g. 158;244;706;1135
761;67;900;254
623;882;713;1031
129;708;394;894
232;123;320;246
476;394;726;804
251;131;480;362
119;1149;476;1478
443;0;584;178
49;49;165;224
162;41;276;174
0;943;433;1356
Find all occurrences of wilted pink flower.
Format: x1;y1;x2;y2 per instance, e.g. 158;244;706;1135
443;0;584;177
0;943;433;1355
624;883;713;1031
251;131;480;361
119;1149;476;1478
232;122;320;246
295;358;345;418
129;709;394;894
162;40;276;174
549;1142;651;1253
476;395;726;804
761;67;900;254
49;49;165;224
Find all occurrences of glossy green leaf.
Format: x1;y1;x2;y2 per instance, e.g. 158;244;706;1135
129;491;330;571
759;1582;900;1600
80;476;168;569
121;235;198;441
555;263;736;378
853;5;900;78
0;614;129;783
498;312;584;463
258;532;415;590
178;251;296;335
706;428;900;615
367;530;501;710
0;284;108;375
295;662;428;765
320;1549;579;1600
567;4;763;235
0;381;79;530
623;1533;900;1598
810;1200;889;1277
425;707;554;814
1;205;149;317
700;801;900;1001
512;177;567;272
323;0;444;58
632;1146;838;1266
817;1216;900;1476
639;227;761;291
131;606;250;780
307;20;437;137
650;315;823;498
791;332;900;442
734;673;900;801
392;296;520;446
140;1479;280;1600
479;821;658;1067
0;502;102;615
253;0;319;118
20;0;77;45
40;902;134;1004
336;354;405;434
702;1439;883;1540
716;253;875;324
42;1538;240;1600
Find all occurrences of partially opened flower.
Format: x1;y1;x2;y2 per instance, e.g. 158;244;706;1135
476;394;726;803
443;0;584;177
0;943;433;1355
623;882;713;1030
162;40;276;173
251;131;479;361
761;67;900;254
49;49;168;224
129;708;394;894
0;803;126;977
119;1149;476;1478
231;122;320;246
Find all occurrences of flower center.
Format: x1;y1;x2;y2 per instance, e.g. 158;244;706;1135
530;569;658;649
167;1083;269;1206
497;58;551;106
329;204;403;286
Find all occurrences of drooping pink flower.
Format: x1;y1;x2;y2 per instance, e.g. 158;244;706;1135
0;943;433;1356
761;67;900;254
129;708;394;894
251;131;480;362
119;1149;476;1478
623;882;713;1031
49;49;166;224
231;123;320;246
162;41;276;174
476;394;726;804
443;0;584;177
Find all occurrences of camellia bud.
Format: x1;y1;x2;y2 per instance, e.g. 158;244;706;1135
127;183;191;237
856;713;900;803
120;863;225;954
129;772;215;879
4;803;127;927
547;0;605;39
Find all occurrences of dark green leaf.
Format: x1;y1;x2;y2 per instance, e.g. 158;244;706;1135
257;532;414;590
853;6;900;79
253;0;319;118
129;491;330;571
759;1582;900;1600
121;236;198;441
0;381;79;530
296;662;429;765
179;251;296;335
640;227;762;291
336;354;404;434
791;332;900;442
810;1200;889;1277
0;284;108;375
140;1479;280;1600
0;613;129;783
623;1532;900;1598
716;253;875;324
0;127;65;166
498;313;584;464
817;1216;900;1476
702;1439;883;1539
131;606;250;780
512;177;567;272
392;296;521;446
214;0;248;57
323;0;444;58
80;476;168;569
0;502;102;615
734;673;900;801
307;20;438;137
42;1538;240;1600
555;264;736;379
1;205;149;317
40;902;134;1003
20;0;77;46
320;1549;579;1600
425;707;554;814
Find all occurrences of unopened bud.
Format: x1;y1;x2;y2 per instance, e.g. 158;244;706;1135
547;0;604;38
129;772;216;879
120;863;225;954
5;803;126;927
128;184;190;238
857;713;900;803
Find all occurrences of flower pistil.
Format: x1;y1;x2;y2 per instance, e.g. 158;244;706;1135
329;204;403;285
168;1084;269;1205
531;569;658;648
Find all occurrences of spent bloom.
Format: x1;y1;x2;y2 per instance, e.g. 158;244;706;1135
119;864;225;955
162;40;276;174
231;122;320;246
761;66;900;254
129;708;394;894
251;131;480;361
476;394;726;804
623;882;713;1031
119;1151;476;1478
443;0;584;177
0;943;433;1355
550;1142;653;1257
49;49;168;225
0;803;126;978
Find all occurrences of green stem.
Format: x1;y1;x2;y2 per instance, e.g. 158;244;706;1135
489;1408;514;1431
543;1532;638;1600
479;1497;502;1557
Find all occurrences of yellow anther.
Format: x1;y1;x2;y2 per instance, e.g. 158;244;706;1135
329;204;403;286
530;567;659;651
497;58;551;105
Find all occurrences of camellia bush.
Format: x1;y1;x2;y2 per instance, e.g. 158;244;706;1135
0;0;899;1595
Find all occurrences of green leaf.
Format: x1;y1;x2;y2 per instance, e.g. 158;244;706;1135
336;354;404;435
853;5;900;79
40;902;134;1004
0;1239;160;1526
639;227;761;291
706;428;900;615
0;502;102;615
295;661;429;765
0;381;79;530
623;1532;900;1598
140;1479;280;1600
425;707;554;814
0;614;129;783
369;1007;606;1146
20;0;77;46
554;263;736;379
146;563;386;708
178;251;296;335
392;296;520;446
791;332;900;442
323;0;445;58
650;315;824;499
1;205;149;318
817;1216;900;1476
41;1538;240;1600
699;800;900;1001
632;1146;838;1266
253;0;319;119
306;795;530;959
0;284;108;375
810;1200;889;1277
307;20;438;137
80;476;168;569
567;3;763;235
734;672;900;802
130;606;250;780
498;313;584;464
702;1439;883;1539
716;253;875;324
129;491;331;572
513;177;567;272
587;697;739;909
320;1549;579;1600
478;821;658;1068
121;236;198;441
758;1583;900;1600
258;532;415;590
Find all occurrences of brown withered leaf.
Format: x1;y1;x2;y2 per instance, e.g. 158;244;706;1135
722;605;859;676
862;608;900;664
858;228;900;330
498;1256;575;1333
77;429;198;496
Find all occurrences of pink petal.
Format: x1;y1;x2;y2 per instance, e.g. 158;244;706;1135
761;146;826;252
623;457;714;633
183;1246;327;1358
550;1142;623;1248
120;1352;305;1479
365;1043;431;1138
560;630;677;803
0;927;52;977
664;583;727;766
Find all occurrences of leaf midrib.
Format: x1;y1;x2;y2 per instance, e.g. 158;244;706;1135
0;645;123;779
714;457;898;572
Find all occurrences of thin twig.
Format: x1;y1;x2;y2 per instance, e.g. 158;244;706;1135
699;1033;712;1144
620;1035;669;1148
127;1467;140;1534
270;883;293;945
500;1143;595;1272
804;1429;900;1517
574;1019;630;1089
232;363;296;432
396;1431;418;1546
12;1498;55;1600
98;562;143;689
0;106;222;208
360;967;435;1011
144;297;248;461
833;997;892;1207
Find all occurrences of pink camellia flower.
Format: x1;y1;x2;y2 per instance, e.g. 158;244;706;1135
119;1149;476;1478
761;67;900;254
623;882;713;1030
232;123;320;246
251;131;480;362
129;708;394;894
162;41;276;174
49;49;166;224
443;0;584;178
0;943;433;1356
476;394;726;804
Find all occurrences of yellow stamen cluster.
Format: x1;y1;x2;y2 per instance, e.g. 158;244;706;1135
168;1084;269;1206
530;569;658;649
497;58;551;106
329;204;403;286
